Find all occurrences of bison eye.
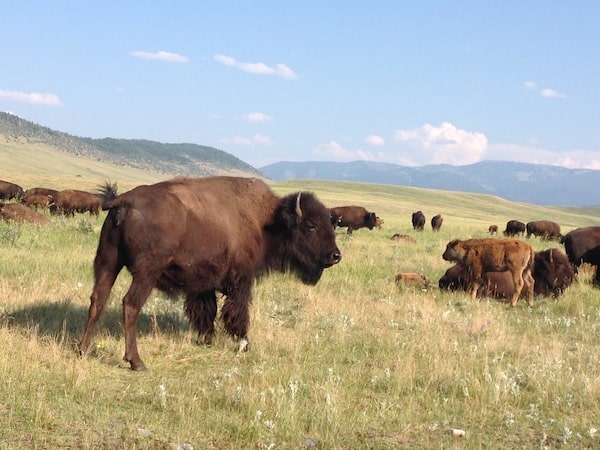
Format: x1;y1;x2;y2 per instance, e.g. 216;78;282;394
304;221;317;233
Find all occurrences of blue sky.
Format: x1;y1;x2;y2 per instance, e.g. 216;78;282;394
1;1;599;169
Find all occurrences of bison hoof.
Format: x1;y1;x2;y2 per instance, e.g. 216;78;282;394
237;338;249;353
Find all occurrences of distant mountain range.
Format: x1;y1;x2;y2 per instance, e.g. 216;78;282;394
2;111;597;206
260;160;600;207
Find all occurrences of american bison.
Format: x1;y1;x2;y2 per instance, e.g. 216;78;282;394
50;189;102;217
22;187;58;204
0;202;51;225
412;211;425;231
526;220;562;241
503;220;526;237
439;248;574;299
0;180;24;201
431;214;443;232
442;238;535;307
395;272;428;287
375;216;384;229
25;194;52;210
562;226;600;285
488;225;498;235
78;177;342;371
329;206;377;235
391;233;417;244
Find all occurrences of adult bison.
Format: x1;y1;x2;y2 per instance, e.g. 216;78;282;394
439;248;574;298
442;238;535;307
503;220;526;237
562;226;600;285
412;211;425;231
526;220;562;241
0;180;24;201
329;205;377;235
0;202;51;225
431;214;443;232
78;177;342;371
51;189;102;216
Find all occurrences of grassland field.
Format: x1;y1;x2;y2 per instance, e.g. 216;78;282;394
1;160;600;448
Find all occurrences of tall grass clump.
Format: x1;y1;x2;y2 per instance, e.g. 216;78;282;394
0;180;599;448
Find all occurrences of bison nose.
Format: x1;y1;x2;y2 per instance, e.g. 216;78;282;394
331;249;342;265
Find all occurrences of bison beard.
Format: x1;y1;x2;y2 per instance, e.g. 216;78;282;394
78;177;341;371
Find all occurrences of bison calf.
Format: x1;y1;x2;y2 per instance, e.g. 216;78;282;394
442;238;535;307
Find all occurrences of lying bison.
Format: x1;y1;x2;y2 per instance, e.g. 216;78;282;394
442;238;535;307
562;226;600;285
78;177;342;371
439;248;574;299
526;220;562;241
329;205;377;235
0;202;51;225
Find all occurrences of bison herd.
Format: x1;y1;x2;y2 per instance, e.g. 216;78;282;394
2;175;600;370
1;179;102;223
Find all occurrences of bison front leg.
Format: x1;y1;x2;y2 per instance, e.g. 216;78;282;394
222;281;252;353
184;291;218;345
510;270;526;307
523;268;535;307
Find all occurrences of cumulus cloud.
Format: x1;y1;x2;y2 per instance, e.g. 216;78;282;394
313;141;374;161
364;135;385;146
214;54;297;80
0;89;61;106
131;50;189;63
244;112;271;123
221;134;272;146
394;122;488;165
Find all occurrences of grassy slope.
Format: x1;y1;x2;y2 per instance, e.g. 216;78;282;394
1;152;600;448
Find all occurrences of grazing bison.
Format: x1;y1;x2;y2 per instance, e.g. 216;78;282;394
0;202;51;225
562;226;600;285
329;206;377;235
51;189;102;216
442;238;535;307
431;214;443;232
22;187;58;204
488;225;498;235
78;177;342;371
440;248;574;299
412;211;426;231
0;180;24;201
503;220;526;237
526;220;562;241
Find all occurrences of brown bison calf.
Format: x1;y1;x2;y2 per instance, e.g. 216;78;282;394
442;238;535;307
395;272;428;287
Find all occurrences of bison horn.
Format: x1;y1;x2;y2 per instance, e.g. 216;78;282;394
295;193;302;218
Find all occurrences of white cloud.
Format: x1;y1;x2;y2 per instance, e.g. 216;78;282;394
0;89;61;106
244;112;271;123
523;80;567;99
214;54;297;80
364;135;385;146
221;134;272;146
313;141;373;161
131;50;189;63
394;122;488;165
540;88;567;99
486;144;600;170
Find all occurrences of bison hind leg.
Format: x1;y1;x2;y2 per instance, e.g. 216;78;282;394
184;291;218;345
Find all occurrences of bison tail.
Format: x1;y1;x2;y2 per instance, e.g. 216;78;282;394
97;182;119;210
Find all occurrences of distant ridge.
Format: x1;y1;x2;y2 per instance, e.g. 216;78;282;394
260;160;600;207
0;111;262;178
